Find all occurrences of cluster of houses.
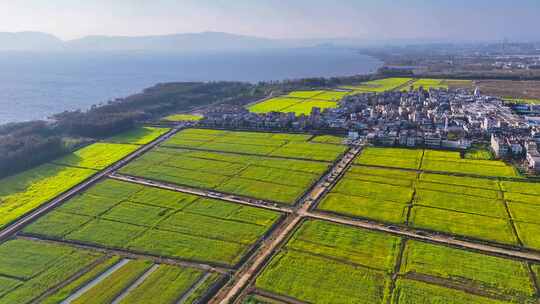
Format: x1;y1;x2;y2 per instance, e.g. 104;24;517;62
199;87;540;174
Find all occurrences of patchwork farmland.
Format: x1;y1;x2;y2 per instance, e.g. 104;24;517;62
2;126;540;304
0;238;222;304
118;129;347;205
318;147;540;251
22;178;283;267
253;220;539;304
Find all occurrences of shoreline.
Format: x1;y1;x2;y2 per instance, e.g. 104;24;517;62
0;49;382;125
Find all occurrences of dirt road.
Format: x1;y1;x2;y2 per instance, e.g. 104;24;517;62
110;173;293;214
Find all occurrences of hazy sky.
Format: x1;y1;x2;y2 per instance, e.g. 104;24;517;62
0;0;538;41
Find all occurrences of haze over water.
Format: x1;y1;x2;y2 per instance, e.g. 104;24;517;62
0;48;381;124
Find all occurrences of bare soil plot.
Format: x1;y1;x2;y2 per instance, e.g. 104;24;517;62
474;80;540;100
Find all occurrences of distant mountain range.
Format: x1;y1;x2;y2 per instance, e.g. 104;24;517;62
0;32;65;51
2;31;516;52
0;31;329;52
0;31;422;52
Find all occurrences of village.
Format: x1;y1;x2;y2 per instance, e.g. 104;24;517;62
201;86;540;174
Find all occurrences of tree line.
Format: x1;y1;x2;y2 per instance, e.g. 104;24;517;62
0;75;377;179
0;81;260;179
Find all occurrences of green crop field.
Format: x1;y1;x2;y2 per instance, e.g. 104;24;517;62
414;189;506;217
120;130;343;204
270;141;346;161
500;180;540;196
319;147;540;249
411;79;448;90
391;279;520;304
118;265;206;304
162;113;203;121
333;179;414;204
348;165;418;179
400;240;536;301
419;172;499;189
310;135;345;145
318;166;415;223
279;100;338;115
236;166;316;188
465;146;494;160
243;294;282;304
344;78;472;95
421;148;516;177
216;177;306;204
161;129;345;161
311;91;349;101
507;202;540;224
287;220;401;270
319;193;409;224
248;90;344;115
255;220;400;304
355;147;423;169
421;158;518;177
41;256;122;304
39;255;217;304
355;147;517;177
409;206;518;245
342;77;413;93
182;273;221;304
7;119;540;304
72;259;153;304
248;98;338;116
23;179;281;266
501;179;540;248
345;168;416;187
285;91;326;98
514;221;540;250
248;97;303;114
0;238;103;304
53;142;139;170
422;149;461;160
256;250;390;304
103;127;169;145
252;220;538;304
119;151;325;204
416;181;501;199
0;163;95;230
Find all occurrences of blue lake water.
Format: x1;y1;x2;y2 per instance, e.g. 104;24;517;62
0;48;381;124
